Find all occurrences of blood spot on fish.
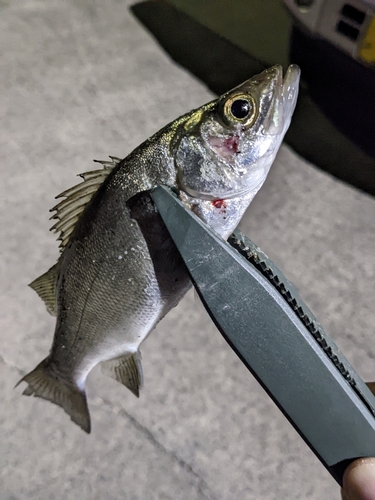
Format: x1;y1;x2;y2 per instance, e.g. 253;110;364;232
211;199;227;219
208;134;241;159
212;199;226;210
223;135;240;153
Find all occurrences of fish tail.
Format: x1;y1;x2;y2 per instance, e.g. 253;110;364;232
16;357;91;433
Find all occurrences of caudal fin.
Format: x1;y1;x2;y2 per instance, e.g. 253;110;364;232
16;358;91;433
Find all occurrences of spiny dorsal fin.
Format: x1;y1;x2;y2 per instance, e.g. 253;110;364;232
101;352;144;398
50;156;121;251
29;263;59;316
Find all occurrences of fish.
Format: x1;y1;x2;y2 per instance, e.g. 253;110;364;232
17;65;300;433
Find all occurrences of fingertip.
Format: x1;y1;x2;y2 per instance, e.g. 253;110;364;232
342;459;375;500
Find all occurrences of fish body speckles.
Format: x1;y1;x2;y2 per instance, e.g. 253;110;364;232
18;65;300;432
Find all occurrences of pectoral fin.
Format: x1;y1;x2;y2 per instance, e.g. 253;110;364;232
29;264;58;316
101;352;144;397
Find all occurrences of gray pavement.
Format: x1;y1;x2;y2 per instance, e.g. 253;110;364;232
1;1;375;499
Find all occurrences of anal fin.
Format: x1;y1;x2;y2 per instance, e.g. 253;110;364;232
29;264;58;316
101;352;144;397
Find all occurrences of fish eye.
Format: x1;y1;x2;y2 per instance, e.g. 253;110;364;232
231;99;251;119
222;93;257;127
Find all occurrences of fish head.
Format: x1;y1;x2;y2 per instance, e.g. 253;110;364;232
173;64;301;238
174;65;300;201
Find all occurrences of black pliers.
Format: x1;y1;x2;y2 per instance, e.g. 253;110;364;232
151;185;375;486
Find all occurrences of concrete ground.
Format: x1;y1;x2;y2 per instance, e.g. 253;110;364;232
1;1;375;499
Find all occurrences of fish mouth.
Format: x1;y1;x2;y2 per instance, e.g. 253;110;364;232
263;64;300;136
280;64;300;124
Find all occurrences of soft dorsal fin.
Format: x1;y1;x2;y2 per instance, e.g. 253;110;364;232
29;263;59;316
101;352;144;398
50;156;121;251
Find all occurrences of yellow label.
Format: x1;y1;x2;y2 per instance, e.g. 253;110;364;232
359;16;375;64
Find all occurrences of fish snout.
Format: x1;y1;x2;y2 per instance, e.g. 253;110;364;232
262;64;301;136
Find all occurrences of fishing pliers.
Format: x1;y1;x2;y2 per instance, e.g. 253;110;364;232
151;185;375;486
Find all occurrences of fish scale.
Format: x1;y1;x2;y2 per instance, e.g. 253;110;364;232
18;65;300;433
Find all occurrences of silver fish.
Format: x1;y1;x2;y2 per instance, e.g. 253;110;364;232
18;65;300;433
